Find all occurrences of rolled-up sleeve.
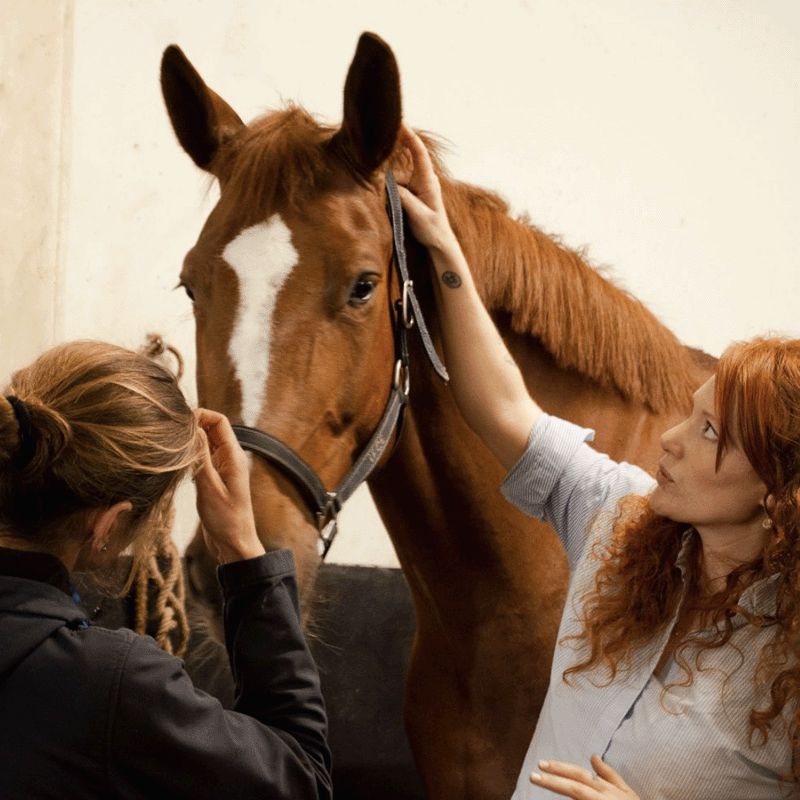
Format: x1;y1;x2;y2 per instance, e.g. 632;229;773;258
501;414;655;567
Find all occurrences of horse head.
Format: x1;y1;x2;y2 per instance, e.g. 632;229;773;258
161;34;424;606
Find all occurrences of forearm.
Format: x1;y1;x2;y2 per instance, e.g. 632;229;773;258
396;126;541;470
429;236;542;470
220;551;331;796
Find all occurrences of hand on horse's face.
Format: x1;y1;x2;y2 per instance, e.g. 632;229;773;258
529;754;640;799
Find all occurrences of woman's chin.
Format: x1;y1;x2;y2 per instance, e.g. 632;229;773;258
649;486;671;518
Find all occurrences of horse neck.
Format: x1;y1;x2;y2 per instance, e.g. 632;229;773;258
368;177;709;607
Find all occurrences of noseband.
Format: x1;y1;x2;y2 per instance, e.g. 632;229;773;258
232;171;449;558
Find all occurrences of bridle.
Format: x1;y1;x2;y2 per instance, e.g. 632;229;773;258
232;171;449;558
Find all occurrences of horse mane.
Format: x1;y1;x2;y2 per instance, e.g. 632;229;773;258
440;169;698;414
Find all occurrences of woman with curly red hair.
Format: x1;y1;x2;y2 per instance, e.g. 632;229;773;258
398;125;799;799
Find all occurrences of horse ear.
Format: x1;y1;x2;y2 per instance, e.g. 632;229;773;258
329;33;402;178
160;45;244;174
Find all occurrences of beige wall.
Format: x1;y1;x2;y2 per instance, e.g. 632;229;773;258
1;0;72;369
3;1;800;565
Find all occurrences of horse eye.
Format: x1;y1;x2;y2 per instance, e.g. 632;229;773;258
178;281;195;302
349;277;376;306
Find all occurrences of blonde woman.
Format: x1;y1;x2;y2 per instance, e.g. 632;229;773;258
0;341;330;799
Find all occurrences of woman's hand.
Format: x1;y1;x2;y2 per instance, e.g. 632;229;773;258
530;754;639;799
193;408;265;565
396;125;459;253
394;126;543;469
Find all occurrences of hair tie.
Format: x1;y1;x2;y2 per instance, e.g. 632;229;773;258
5;395;37;467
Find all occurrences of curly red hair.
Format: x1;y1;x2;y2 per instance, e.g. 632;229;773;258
563;337;800;782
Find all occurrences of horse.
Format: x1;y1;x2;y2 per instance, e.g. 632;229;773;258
160;32;714;800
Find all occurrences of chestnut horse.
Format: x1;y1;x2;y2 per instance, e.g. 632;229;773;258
161;33;713;800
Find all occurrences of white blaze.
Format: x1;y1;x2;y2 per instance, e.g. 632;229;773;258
222;216;299;428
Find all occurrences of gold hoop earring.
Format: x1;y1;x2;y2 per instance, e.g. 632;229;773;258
762;517;773;530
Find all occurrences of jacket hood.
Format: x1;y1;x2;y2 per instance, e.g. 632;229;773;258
0;577;89;682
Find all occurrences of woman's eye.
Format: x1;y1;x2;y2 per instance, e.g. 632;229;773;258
348;277;376;306
702;420;718;441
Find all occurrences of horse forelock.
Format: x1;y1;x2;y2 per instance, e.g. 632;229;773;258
441;177;698;414
218;105;340;218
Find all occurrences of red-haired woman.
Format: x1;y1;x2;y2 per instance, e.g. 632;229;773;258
0;342;330;799
398;126;799;799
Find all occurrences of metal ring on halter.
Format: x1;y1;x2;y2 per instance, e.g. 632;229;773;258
401;280;415;329
315;491;340;529
317;518;337;556
316;492;340;556
393;360;410;396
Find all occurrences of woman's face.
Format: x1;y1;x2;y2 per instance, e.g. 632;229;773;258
651;377;766;530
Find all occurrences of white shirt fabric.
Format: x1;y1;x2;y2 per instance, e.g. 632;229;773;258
501;414;793;800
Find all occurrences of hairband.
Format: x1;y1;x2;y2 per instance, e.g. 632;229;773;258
5;395;37;467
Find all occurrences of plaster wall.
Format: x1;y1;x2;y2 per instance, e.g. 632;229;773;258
0;0;72;370
2;1;799;566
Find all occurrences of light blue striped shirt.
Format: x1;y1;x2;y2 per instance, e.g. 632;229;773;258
502;414;792;800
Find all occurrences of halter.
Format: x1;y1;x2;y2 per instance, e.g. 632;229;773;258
232;170;449;558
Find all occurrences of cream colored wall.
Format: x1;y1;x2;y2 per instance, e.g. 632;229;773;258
1;0;72;370
3;1;799;566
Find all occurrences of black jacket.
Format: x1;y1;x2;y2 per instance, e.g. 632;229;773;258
0;546;332;799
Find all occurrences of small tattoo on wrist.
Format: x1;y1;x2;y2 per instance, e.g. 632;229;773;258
441;271;462;289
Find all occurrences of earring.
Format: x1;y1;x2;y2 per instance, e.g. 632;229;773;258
101;543;108;551
762;517;773;530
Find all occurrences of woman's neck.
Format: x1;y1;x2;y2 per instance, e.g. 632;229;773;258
695;520;768;591
0;533;77;571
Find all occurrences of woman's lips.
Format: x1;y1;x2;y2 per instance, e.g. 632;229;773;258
656;464;674;486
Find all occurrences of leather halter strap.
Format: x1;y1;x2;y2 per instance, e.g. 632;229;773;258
384;171;449;382
233;170;448;558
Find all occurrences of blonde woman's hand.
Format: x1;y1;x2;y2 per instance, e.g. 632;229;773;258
530;755;640;799
193;408;265;565
396;125;459;253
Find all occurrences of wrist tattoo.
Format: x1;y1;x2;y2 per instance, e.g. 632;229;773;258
441;271;462;289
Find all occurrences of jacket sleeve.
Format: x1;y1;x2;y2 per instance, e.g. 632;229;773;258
500;414;655;567
107;549;331;800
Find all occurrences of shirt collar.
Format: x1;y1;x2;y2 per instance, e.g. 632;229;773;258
737;573;779;619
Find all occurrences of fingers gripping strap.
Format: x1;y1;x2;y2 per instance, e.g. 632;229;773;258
385;171;450;383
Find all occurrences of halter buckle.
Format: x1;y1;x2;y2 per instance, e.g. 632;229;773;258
393;359;410;397
401;280;415;330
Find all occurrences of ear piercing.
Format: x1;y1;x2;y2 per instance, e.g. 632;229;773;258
762;517;773;529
